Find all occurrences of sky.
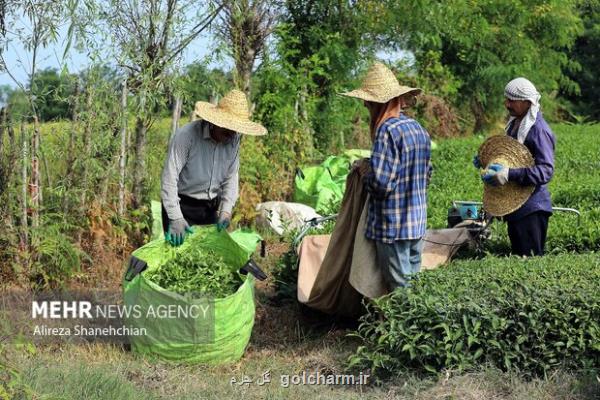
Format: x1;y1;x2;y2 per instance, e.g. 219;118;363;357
0;10;408;91
0;20;225;89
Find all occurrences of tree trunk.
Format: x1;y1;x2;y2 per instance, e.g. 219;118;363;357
471;99;488;134
79;88;94;210
0;107;5;157
5;115;16;230
170;95;182;139
63;81;80;214
236;50;254;98
118;80;128;217
20;122;29;247
31;115;41;228
131;116;149;209
7;120;16;225
40;138;51;189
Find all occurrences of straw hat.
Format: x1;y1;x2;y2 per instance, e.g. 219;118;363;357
478;135;535;217
340;62;422;103
193;89;267;136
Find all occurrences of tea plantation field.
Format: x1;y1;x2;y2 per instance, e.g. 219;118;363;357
427;123;600;252
3;123;598;399
351;123;600;379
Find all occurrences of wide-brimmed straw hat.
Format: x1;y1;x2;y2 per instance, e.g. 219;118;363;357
340;62;422;103
193;89;267;136
478;135;535;217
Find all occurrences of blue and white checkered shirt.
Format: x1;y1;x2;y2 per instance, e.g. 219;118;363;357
365;115;431;243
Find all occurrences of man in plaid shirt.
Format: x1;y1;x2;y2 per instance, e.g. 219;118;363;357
342;62;431;289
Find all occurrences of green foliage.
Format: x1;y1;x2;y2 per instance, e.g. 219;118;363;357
145;237;241;297
349;253;600;377
30;67;77;121
0;86;29;121
272;247;300;300
564;0;600;120
28;222;85;288
177;62;234;115
271;219;336;300
261;1;378;152
382;0;583;130
0;343;33;400
427;123;600;252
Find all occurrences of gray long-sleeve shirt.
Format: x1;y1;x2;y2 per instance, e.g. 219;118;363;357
161;120;240;221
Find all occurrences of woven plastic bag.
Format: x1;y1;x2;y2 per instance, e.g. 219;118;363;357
123;226;261;364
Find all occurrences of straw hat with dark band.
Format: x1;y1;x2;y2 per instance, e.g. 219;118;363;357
478;135;535;217
193;89;267;136
340;62;422;103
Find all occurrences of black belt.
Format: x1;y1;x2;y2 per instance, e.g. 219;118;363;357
179;194;220;209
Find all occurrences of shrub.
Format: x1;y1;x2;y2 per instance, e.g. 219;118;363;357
427;123;600;252
349;253;600;378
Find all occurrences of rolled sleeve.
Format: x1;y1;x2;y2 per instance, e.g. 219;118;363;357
366;125;401;199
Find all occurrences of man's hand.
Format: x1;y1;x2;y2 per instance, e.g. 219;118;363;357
216;211;231;232
166;218;194;246
482;163;509;186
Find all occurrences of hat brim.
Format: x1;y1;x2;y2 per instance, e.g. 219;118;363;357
478;135;535;216
194;101;267;136
339;87;422;103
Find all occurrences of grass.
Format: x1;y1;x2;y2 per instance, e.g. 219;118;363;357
8;343;600;399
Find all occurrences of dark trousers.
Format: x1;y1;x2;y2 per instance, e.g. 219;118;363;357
161;194;219;233
507;211;551;256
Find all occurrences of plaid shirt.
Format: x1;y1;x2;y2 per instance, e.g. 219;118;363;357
365;115;431;243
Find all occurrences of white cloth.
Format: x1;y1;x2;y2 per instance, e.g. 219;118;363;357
255;202;321;236
504;77;541;144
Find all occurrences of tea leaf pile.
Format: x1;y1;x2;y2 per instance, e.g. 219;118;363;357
145;245;241;298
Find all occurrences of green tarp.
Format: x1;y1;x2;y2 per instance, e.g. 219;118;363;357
123;225;262;364
293;149;371;213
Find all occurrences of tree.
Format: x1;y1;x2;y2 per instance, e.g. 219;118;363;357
564;0;600;120
0;0;68;234
214;0;279;96
178;62;234;115
30;67;77;121
269;0;379;151
85;0;224;209
381;0;583;132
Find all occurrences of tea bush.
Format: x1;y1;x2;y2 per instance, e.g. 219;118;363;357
427;123;600;252
349;253;600;377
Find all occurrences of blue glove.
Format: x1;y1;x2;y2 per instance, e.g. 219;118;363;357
165;218;194;246
482;163;509;186
216;212;231;232
473;155;482;169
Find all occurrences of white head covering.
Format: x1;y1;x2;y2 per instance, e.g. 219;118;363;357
504;77;541;143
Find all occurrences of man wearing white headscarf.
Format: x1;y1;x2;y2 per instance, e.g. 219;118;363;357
475;78;556;256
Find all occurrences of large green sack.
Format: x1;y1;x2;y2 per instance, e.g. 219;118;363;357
123;226;261;364
293;165;343;213
293;149;371;214
150;200;164;241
